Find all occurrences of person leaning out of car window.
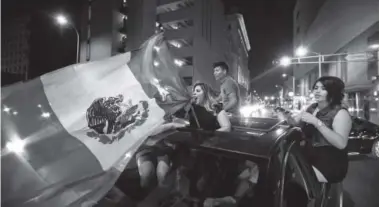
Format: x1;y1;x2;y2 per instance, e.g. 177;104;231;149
277;76;352;183
213;62;241;116
190;82;231;132
190;82;260;206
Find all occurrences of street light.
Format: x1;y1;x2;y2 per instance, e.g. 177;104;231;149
56;15;68;25
295;46;308;57
55;14;80;63
282;73;296;100
369;44;379;49
279;56;291;67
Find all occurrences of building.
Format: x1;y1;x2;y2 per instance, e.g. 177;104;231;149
1;1;82;86
1;16;31;85
80;0;250;92
226;13;251;95
292;0;379;124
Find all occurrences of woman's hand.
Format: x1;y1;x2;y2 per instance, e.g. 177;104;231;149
277;111;288;121
169;122;187;129
300;112;319;126
149;122;187;137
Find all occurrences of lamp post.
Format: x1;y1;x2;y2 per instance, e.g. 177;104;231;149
55;14;80;63
295;46;322;77
282;74;296;109
281;73;296;98
275;85;284;107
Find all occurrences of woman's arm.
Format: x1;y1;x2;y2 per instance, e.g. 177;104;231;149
216;110;231;132
301;109;352;149
149;122;186;136
316;110;352;149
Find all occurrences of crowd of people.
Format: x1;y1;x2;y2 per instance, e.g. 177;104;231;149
131;61;353;206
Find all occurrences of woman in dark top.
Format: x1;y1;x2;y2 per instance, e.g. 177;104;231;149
136;82;230;190
278;76;352;183
190;82;231;131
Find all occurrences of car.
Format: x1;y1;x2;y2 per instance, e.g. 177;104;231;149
246;107;379;158
99;117;343;207
347;117;379;158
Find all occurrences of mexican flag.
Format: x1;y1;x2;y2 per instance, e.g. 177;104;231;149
1;33;191;207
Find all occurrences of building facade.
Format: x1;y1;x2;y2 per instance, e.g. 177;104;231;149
292;0;379;124
2;1;82;86
1;16;31;85
226;13;251;95
80;0;250;92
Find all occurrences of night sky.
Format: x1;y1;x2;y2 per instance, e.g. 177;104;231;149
223;0;296;95
2;0;296;95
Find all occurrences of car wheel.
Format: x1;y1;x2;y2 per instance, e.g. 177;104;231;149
372;140;379;158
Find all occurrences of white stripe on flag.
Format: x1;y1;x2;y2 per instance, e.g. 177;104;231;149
41;53;166;170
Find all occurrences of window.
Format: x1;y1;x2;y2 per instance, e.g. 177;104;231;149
183;76;192;86
367;50;378;80
183;56;193;66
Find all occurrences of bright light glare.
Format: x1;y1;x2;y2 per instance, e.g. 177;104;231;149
170;41;182;48
264;96;269;100
174;59;185;67
275;128;285;135
369;44;379;49
41;112;51;118
288;92;294;97
270;96;275;100
13;111;18;115
279;56;291;67
56;15;68;25
282;73;287;78
295;46;308;57
3;107;11;112
6;139;26;153
171;24;179;29
153;46;160;51
125;152;132;158
239;104;265;117
153;60;160;67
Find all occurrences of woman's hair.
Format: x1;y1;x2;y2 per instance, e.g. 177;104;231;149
312;76;345;108
192;82;218;112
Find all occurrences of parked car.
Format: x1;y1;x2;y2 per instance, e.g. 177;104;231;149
347;117;379;158
103;117;342;207
248;107;379;158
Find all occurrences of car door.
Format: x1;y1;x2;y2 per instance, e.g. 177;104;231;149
276;139;323;207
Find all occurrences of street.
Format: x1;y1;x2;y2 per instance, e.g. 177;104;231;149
343;155;379;207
